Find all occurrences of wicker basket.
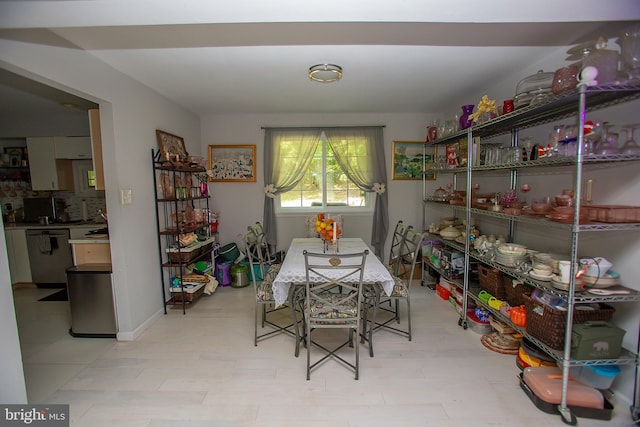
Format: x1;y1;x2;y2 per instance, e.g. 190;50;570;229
503;275;533;307
523;294;615;350
478;263;506;299
167;247;201;263
170;283;205;303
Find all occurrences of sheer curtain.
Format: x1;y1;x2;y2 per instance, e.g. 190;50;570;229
263;128;322;249
324;127;388;256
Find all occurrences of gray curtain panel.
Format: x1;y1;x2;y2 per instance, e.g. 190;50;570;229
263;128;322;249
324;127;388;257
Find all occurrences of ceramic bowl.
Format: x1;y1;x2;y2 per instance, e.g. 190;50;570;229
555;195;573;206
441;217;457;226
496;243;527;256
531;200;552;213
503;207;522;216
532;264;552;276
504;201;524;209
552;206;573;215
439;225;461;240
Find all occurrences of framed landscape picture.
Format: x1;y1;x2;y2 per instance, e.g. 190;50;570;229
392;141;435;180
208;144;256;182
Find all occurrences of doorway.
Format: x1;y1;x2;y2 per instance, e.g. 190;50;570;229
1;69;112;402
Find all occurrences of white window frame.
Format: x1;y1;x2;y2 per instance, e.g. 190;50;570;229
275;135;373;214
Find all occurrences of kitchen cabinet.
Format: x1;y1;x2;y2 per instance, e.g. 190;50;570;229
152;149;216;314
53;136;92;159
424;82;640;425
88;109;105;190
5;228;32;284
26;137;74;191
73;159;96;196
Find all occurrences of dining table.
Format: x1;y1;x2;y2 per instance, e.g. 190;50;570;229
272;237;395;307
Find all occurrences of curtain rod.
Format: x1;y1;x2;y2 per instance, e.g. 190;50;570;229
261;125;385;130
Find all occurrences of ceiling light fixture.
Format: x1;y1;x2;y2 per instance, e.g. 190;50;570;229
308;64;343;83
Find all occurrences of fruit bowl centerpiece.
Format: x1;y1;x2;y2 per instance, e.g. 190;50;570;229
314;213;342;253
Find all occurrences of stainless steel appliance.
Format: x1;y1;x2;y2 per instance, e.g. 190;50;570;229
23;197;68;223
23;197;54;223
66;264;116;337
26;228;73;286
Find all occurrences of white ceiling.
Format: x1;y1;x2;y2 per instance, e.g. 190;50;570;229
0;1;639;117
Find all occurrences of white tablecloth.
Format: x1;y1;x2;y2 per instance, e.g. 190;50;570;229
272;238;395;307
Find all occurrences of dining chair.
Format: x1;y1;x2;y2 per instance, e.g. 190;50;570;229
249;221;276;264
363;229;425;351
242;229;289;346
299;249;368;380
360;220;411;357
387;220;412;275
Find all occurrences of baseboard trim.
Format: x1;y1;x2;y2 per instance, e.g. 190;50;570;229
116;308;163;341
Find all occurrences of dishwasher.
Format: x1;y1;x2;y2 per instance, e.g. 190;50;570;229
26;228;73;287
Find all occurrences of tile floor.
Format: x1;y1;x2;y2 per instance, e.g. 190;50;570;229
13;283;636;427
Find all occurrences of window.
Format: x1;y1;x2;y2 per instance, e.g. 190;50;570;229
279;135;370;210
87;170;96;188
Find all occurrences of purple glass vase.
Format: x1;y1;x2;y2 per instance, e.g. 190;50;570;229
459;104;475;130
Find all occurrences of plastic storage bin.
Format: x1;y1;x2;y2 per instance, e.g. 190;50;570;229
435;284;451;301
523;366;604;409
466;311;493;334
570;365;621;390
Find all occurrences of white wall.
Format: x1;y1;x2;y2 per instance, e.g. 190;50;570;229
200;112;430;258
0;219;27;403
0;34;201;347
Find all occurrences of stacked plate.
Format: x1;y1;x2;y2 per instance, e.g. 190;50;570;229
495;243;528;267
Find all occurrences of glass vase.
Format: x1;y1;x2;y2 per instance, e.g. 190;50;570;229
200;181;209;197
459;104;474;130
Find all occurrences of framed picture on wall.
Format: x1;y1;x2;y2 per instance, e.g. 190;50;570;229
392;141;435;180
208;144;256;182
156;130;187;162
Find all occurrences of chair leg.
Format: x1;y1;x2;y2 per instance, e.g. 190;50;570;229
395;299;400;323
261;304;266;328
306;323;311;380
406;297;412;341
292;302;301;357
360;301;368;345
355;326;359;380
368;295;379;357
254;301;259;347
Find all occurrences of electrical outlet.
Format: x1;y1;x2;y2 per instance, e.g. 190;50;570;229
121;188;133;205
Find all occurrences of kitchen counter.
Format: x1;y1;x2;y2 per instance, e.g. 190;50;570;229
4;221;106;230
70;237;111;265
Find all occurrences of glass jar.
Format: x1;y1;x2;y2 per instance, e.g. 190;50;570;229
618;23;640;80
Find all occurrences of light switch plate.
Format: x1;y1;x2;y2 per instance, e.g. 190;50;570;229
121;188;133;205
